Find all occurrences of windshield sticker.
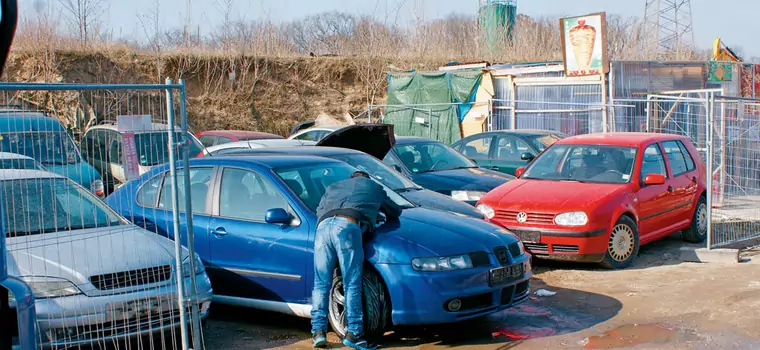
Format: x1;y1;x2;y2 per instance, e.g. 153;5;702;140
622;174;631;180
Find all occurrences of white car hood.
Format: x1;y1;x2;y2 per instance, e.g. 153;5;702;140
5;225;183;297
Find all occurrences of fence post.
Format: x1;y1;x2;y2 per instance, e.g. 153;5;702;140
179;79;203;350
166;77;191;350
601;72;609;133
706;91;714;250
645;95;652;132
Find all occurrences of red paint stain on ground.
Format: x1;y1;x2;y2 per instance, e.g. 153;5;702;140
492;327;556;340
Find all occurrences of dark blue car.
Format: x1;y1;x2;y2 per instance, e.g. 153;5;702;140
106;154;532;340
382;137;515;206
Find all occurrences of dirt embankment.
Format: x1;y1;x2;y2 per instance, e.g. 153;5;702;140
2;51;422;136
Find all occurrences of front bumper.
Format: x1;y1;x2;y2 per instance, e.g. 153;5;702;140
500;225;609;262
375;254;532;326
31;273;213;348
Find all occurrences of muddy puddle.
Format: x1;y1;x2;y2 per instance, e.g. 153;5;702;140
583;323;696;349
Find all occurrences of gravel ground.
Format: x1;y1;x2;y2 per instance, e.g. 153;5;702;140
202;234;760;349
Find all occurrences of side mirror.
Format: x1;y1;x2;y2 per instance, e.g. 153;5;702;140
643;174;666;185
520;152;536;161
391;165;403;173
515;167;526;178
265;208;292;225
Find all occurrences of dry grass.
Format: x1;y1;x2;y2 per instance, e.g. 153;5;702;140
4;8;707;135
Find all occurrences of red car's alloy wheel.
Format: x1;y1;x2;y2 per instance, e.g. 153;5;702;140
608;224;635;262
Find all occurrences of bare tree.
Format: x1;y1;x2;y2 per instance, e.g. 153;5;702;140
58;0;106;47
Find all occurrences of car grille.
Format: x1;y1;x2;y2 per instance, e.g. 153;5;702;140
48;308;183;344
507;242;522;258
493;247;510;265
494;210;556;224
468;251;491;267
523;243;549;252
552;245;580;253
90;265;172;291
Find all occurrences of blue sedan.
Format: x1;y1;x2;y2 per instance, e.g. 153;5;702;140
106;154;532;340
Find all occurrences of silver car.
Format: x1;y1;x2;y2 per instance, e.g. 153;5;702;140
3;169;212;348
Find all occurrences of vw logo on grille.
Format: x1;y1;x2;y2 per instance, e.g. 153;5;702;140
516;212;528;223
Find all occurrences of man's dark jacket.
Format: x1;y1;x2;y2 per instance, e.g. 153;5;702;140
316;177;403;230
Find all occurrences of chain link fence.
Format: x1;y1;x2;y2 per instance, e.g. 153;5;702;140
0;81;207;349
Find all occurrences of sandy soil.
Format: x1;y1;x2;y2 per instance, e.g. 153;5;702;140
202;234;760;350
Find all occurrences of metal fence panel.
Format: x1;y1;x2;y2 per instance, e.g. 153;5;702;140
0;82;206;349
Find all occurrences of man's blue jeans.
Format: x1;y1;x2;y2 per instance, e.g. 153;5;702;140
311;217;364;336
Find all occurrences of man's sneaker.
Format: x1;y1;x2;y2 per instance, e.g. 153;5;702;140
342;332;377;350
312;331;327;348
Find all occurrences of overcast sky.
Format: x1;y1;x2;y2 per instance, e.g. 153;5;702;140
24;0;758;58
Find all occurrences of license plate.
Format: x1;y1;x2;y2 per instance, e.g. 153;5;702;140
516;230;541;243
111;299;164;320
489;264;524;286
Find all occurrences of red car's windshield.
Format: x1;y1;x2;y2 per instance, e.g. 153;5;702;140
523;144;637;184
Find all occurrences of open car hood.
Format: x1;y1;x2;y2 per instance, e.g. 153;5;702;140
289;120;316;136
316;124;396;160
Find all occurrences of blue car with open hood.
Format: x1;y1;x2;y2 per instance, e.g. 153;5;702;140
106;138;532;340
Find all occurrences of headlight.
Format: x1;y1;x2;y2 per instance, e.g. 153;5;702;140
476;204;495;219
451;191;487;202
182;253;206;277
554;211;588;226
412;254;473;272
21;277;82;299
91;179;105;197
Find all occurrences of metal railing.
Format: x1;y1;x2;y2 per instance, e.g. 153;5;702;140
0;80;205;350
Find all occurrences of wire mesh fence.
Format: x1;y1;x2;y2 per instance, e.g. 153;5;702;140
648;91;760;249
0;82;208;350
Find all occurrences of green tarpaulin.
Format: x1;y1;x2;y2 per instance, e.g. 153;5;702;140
384;70;482;144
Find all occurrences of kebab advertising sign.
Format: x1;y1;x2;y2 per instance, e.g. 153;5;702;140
560;12;609;76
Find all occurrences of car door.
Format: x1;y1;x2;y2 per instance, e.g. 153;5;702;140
492;135;533;175
635;142;680;241
457;135;495;169
207;166;309;303
661;140;700;222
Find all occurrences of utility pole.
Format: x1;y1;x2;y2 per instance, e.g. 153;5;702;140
184;0;192;45
644;0;695;59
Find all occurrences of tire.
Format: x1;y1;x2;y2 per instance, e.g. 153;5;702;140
328;267;390;342
600;216;640;269
682;196;708;243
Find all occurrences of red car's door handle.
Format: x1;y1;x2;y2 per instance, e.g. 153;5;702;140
667;186;674;192
692;176;698;183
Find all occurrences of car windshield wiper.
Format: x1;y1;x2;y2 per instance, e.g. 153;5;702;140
396;187;422;193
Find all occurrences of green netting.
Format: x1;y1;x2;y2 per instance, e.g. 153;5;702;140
384;71;482;145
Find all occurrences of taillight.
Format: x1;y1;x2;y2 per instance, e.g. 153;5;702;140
91;180;105;198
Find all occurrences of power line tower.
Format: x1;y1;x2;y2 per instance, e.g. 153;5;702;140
643;0;695;59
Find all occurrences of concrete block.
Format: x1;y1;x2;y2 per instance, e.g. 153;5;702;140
679;247;740;264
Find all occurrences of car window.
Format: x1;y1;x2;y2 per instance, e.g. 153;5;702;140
158;168;213;214
495;136;532;161
526;134;562;151
4;178;123;238
523;144;637;184
332;154;418;191
219;168;290;221
216;136;233;145
382;153;405;173
135;132;204;166
661;141;689;176
199;135;217;148
460;137;492;159
640;144;668;180
393;142;476;173
275;162;414;212
294;130;320;141
0;131;81;166
676;141;696;172
108;134;123;165
137;173;164;207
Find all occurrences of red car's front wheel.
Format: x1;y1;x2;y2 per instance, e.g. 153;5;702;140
600;216;640;269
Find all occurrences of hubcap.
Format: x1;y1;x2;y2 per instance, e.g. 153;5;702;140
697;203;707;235
329;280;347;334
608;224;635;262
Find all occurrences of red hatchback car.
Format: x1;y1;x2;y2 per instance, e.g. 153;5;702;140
476;133;707;269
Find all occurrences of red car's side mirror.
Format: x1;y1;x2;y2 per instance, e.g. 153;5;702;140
515;167;526;178
643;174;666;185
